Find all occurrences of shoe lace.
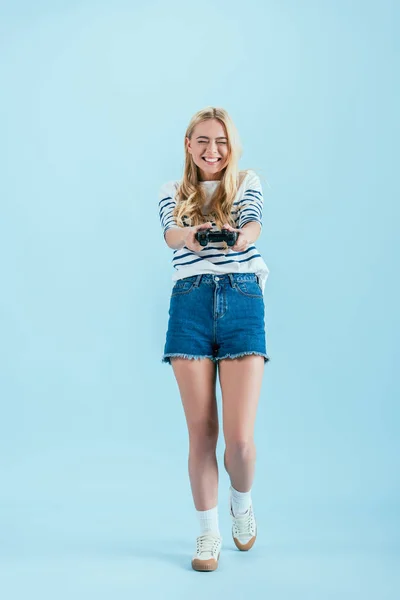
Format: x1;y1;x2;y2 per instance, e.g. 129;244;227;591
196;533;220;556
233;509;255;536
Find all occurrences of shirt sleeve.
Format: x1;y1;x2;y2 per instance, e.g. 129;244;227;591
158;181;180;237
238;170;264;231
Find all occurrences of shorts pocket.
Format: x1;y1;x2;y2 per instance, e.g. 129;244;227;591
234;280;263;298
171;279;196;297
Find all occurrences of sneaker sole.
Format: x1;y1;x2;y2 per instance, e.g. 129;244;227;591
232;531;257;551
191;551;220;572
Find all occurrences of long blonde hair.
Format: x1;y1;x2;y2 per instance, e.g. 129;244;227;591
173;107;252;230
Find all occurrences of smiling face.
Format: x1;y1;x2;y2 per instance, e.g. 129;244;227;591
186;118;230;181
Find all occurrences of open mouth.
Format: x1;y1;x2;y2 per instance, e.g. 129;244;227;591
202;158;221;164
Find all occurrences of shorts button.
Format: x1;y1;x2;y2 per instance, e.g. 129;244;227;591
215;276;220;281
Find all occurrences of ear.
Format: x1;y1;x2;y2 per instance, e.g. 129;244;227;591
185;136;192;154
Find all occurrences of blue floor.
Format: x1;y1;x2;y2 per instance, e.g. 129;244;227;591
1;445;398;600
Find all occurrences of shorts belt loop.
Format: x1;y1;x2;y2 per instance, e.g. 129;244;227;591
194;274;202;287
228;273;235;288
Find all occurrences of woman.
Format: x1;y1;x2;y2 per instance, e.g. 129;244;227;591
158;107;270;572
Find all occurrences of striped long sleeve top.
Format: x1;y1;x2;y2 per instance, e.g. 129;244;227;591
158;169;270;293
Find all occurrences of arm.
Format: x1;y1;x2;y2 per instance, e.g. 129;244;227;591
158;181;214;250
159;181;183;248
240;221;261;245
237;171;264;245
222;171;264;251
164;227;188;250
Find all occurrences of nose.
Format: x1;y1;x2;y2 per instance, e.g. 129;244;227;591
206;141;219;155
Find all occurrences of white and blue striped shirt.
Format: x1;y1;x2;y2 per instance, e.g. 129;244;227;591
158;170;270;293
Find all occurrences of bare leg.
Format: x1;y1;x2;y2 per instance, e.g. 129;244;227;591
218;355;265;491
171;357;219;510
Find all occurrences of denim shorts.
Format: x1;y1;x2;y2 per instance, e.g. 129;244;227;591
162;273;270;365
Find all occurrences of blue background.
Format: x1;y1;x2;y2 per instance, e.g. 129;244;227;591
1;0;399;598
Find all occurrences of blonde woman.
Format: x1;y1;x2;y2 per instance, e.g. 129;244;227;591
158;107;270;572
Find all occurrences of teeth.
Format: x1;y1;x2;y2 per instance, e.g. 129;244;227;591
204;158;219;163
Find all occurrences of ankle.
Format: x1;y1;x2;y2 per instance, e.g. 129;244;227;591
230;485;252;516
197;505;220;536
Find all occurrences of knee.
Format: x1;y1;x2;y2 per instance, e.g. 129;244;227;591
224;438;255;462
189;419;219;452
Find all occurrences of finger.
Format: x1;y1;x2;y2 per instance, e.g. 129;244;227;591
198;222;213;230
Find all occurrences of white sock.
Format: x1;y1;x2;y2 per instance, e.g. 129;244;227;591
230;485;252;516
197;505;220;536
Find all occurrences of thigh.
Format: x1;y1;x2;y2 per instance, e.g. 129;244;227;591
171;357;219;438
215;276;269;362
218;355;265;442
163;278;215;362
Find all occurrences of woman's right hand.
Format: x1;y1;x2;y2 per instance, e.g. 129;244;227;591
183;222;214;252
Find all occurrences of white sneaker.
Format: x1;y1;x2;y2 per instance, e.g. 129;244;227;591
191;532;222;571
230;495;257;551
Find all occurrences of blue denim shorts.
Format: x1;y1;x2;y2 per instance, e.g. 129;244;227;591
162;273;270;365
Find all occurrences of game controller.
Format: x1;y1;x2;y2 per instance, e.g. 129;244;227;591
195;228;239;247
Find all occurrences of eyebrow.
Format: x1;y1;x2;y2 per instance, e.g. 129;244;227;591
196;136;228;140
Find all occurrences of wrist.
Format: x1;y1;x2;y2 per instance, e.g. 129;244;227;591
241;222;261;244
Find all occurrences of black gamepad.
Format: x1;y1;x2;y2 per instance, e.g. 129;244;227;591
195;228;239;247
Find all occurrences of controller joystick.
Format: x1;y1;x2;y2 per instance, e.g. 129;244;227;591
195;228;238;247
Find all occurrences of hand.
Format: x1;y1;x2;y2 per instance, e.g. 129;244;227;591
222;223;250;252
184;222;213;252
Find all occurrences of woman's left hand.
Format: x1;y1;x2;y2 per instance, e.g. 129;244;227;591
222;223;250;252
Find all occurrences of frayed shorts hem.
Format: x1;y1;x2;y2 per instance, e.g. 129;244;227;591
161;352;270;366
